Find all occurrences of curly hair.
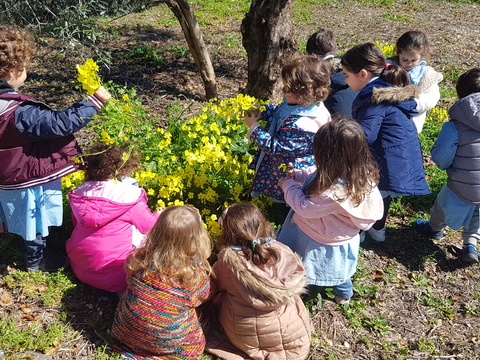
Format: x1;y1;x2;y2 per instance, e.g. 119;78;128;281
126;205;213;288
306;117;380;207
282;54;331;105
84;143;141;181
218;202;279;266
0;25;35;78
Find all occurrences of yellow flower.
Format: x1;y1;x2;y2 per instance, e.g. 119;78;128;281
122;94;130;101
76;58;101;95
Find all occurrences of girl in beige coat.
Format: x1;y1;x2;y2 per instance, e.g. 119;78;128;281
205;202;311;360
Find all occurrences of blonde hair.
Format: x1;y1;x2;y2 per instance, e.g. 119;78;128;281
0;25;35;78
126;205;212;288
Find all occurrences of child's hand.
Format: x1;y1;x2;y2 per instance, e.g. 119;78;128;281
94;86;111;103
278;177;290;188
242;109;260;127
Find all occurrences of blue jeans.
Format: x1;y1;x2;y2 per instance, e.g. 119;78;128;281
334;278;353;300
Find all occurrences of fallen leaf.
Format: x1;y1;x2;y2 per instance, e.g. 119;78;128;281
0;289;13;306
21;304;33;313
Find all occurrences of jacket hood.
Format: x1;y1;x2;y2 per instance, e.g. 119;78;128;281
220;243;307;305
449;92;480;132
357;79;419;119
328;183;384;230
69;185;146;229
0;79;14;95
328;57;342;73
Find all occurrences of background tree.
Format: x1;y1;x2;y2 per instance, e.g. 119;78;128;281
241;0;297;102
162;0;218;99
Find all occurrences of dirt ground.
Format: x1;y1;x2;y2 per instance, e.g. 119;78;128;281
2;0;480;359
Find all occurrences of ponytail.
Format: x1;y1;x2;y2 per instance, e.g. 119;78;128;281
380;63;410;87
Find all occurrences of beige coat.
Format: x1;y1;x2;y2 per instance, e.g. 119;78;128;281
205;241;311;360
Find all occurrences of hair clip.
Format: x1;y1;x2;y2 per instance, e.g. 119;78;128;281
251;239;261;249
385;63;392;70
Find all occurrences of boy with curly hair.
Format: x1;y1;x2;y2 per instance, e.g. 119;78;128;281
0;25;111;271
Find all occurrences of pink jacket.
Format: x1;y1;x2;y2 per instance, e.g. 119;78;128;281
281;177;384;246
66;180;160;292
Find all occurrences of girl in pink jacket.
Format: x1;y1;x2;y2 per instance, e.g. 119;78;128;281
66;143;160;293
277;118;384;304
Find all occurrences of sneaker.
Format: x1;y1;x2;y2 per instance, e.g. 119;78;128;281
461;245;479;263
28;251;70;272
413;219;443;240
367;227;386;242
334;295;350;305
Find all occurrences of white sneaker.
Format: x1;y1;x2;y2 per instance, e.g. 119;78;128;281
367;227;386;242
334;295;350;305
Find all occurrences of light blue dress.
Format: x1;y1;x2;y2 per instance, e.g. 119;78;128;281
276;207;360;287
0;179;62;241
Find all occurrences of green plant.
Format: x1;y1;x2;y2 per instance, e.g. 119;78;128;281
125;45;165;65
417;338;439;354
417;288;456;319
381;13;414;21
168;45;190;57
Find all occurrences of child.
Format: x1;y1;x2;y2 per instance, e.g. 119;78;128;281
276;118;384;304
389;31;443;133
66;143;161;293
243;54;331;217
306;29;358;117
0;25;111;271
341;42;431;242
205;202;311;360
111;205;213;359
414;68;480;264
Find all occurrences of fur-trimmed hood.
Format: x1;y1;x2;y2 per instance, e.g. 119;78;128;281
218;242;307;306
371;84;419;104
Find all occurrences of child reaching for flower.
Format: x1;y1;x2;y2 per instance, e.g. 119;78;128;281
341;42;431;242
243;55;331;218
66;143;160;293
276;118;384;304
111;205;213;359
0;25;111;272
205;202;311;360
388;31;443;133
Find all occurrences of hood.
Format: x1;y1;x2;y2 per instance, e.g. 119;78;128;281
449;92;480;132
329;183;384;230
328;57;342;73
221;243;307;305
357;79;419;119
69;186;145;229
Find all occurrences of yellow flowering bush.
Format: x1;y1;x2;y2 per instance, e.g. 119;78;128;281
76;59;101;95
68;59;273;238
374;41;396;58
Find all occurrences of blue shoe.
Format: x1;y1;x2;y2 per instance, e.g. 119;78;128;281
461;245;479;263
413;219;443;240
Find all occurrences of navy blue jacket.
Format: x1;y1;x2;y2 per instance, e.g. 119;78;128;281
352;78;430;196
324;58;358;118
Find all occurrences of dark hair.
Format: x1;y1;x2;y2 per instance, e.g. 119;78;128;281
380;64;410;87
306;29;337;57
341;42;386;77
306;117;380;206
218;202;279;266
0;25;35;78
456;68;480;99
84;142;141;181
282;54;331;105
396;31;430;57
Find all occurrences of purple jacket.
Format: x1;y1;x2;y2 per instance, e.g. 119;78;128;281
0;87;103;190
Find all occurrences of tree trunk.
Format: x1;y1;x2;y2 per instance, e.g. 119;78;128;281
241;0;297;102
163;0;218;99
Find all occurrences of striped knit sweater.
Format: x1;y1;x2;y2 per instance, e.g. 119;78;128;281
111;269;212;359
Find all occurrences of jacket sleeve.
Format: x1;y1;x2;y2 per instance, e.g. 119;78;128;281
14;96;103;141
249;115;315;155
431;121;458;170
281;179;340;218
415;83;441;114
129;193;161;233
355;103;385;146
